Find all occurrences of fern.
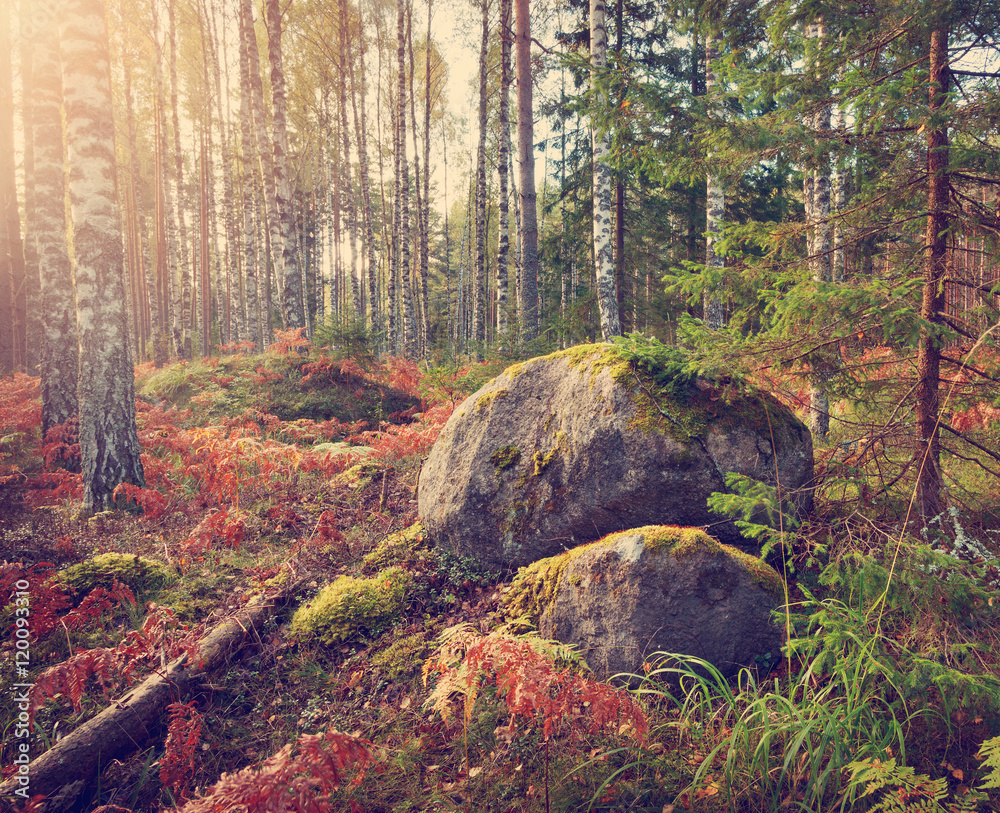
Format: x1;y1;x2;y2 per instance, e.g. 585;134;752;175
423;624;647;742
170;729;370;813
846;758;984;812
160;700;205;802
977;736;1000;790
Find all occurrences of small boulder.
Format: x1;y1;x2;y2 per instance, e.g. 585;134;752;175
418;343;812;571
504;525;785;681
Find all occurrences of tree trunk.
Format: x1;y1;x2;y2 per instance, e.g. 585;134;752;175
168;0;193;359
590;0;621;340
151;0;177;365
915;23;949;520
0;5;23;375
496;0;512;340
27;8;78;436
243;0;282;339
806;19;832;439
18;2;41;374
703;37;725;331
0;561;307;813
60;0;145;515
514;0;538;342
237;0;262;350
208;0;240;346
397;0;415;355
264;0;305;331
472;0;489;350
346;0;378;337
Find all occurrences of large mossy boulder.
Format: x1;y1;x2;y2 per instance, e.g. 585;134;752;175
418;343;813;571
504;525;785;681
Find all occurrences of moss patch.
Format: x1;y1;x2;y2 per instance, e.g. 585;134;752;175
490;445;521;475
289;566;413;647
361;523;426;573
476;388;508;413
503;525;785;622
370;633;430;681
57;553;173;599
518;342;801;446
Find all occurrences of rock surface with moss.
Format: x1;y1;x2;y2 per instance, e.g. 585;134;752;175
418;343;813;570
504;525;785;681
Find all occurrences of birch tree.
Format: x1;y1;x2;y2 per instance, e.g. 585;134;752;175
496;0;512;339
514;0;537;341
472;0;489;348
265;0;305;330
27;6;78;435
703;37;725;331
590;0;620;340
60;0;145;514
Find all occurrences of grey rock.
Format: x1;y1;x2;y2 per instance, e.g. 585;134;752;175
506;525;785;682
418;344;813;572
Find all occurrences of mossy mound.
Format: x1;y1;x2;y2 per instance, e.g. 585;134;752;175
361;523;426;573
137;352;419;428
289;567;412;647
57;553;173;599
370;633;431;681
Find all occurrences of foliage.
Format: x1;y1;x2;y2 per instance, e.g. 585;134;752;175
423;623;647;742
708;472;800;552
29;605;200;726
609;332;709;397
160;701;205;803
170;729;370;813
846;757;986;812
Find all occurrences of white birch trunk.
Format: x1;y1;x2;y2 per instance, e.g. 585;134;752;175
60;0;145;514
590;0;620;339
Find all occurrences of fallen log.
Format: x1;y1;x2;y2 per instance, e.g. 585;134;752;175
1;561;308;813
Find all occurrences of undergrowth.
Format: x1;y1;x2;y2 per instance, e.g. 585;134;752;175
2;334;1000;811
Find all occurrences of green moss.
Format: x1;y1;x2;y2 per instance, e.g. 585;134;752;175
58;553;173;598
503;540;605;620
370;633;430;681
532;448;557;475
528;342;802;445
490;445;521;474
289;566;412;647
476;388;508;412
361;523;426;573
334;463;379;490
502;525;785;621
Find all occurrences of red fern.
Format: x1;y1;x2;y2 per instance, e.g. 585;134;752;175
425;627;648;743
160;701;205;802
170;729;370;813
0;562;72;640
30;647;116;724
267;327;310;355
41;417;80;470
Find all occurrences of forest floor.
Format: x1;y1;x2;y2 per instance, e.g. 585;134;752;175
2;334;1000;812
